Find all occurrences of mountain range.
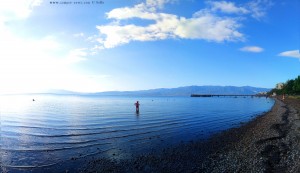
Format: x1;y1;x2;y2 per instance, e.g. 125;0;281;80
46;86;271;97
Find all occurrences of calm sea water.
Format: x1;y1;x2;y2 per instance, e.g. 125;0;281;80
0;94;274;172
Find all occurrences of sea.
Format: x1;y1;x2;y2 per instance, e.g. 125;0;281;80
0;94;274;172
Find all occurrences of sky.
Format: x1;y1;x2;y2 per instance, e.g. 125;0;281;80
0;0;299;94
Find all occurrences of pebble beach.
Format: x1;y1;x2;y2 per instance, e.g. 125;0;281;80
82;97;300;173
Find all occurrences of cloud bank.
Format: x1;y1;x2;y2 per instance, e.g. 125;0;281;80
278;50;300;59
93;0;272;49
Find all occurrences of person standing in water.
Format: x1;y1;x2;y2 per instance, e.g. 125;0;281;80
134;101;140;114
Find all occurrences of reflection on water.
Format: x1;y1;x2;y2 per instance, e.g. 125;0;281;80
0;94;274;172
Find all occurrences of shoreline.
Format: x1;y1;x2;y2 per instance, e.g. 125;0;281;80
82;97;300;172
202;97;300;172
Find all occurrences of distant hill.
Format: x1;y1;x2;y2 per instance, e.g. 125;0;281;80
39;86;270;97
91;86;271;97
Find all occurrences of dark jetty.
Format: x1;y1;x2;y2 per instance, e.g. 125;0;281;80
191;94;267;97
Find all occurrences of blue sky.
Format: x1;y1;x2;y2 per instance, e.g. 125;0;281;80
0;0;299;93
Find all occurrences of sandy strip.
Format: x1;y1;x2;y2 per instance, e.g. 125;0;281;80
82;98;300;173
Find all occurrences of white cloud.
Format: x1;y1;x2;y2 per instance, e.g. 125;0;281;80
207;0;272;20
73;32;85;37
92;0;273;49
278;50;300;59
240;46;264;53
96;0;246;49
106;1;177;21
0;0;42;21
175;12;242;42
146;0;175;9
0;0;43;43
247;0;273;20
106;0;175;20
107;4;156;20
64;48;87;64
208;1;249;14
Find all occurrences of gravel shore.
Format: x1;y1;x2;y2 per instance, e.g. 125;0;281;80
83;97;300;173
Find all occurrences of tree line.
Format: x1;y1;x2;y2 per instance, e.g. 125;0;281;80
269;75;300;95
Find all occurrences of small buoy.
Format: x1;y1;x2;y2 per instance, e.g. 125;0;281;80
33;99;35;101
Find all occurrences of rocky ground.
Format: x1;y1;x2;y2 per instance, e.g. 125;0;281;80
202;97;300;173
82;97;300;173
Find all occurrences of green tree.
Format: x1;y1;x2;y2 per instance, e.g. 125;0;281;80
293;76;300;94
283;79;294;94
270;75;300;96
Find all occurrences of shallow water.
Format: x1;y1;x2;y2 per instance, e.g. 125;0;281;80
0;94;274;172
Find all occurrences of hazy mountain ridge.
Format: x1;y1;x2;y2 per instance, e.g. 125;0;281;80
42;86;270;97
91;86;271;96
